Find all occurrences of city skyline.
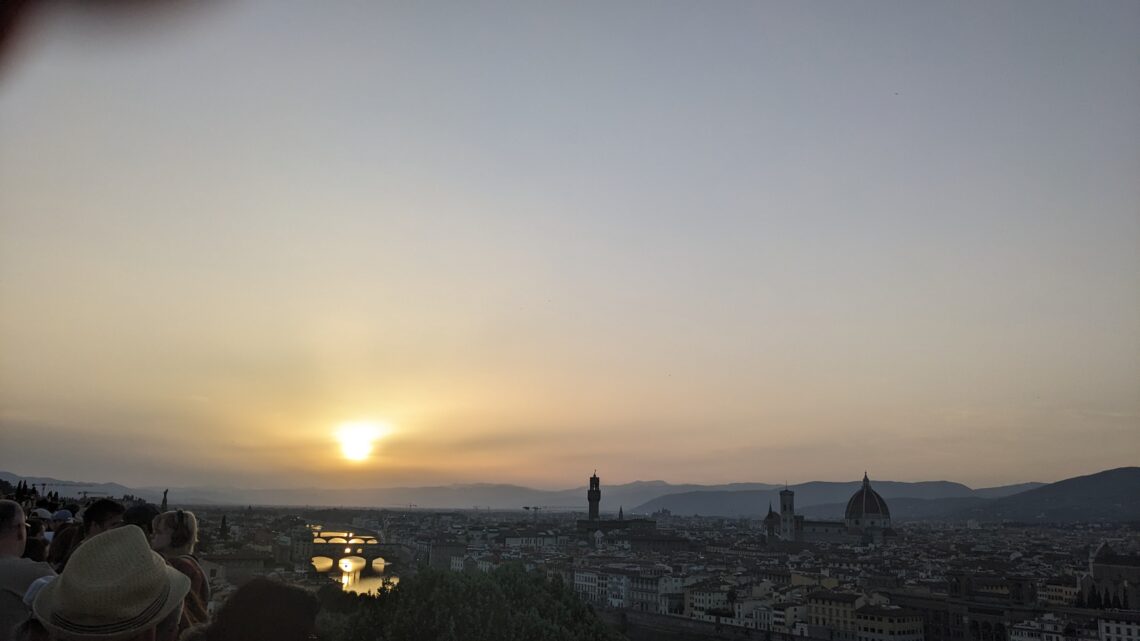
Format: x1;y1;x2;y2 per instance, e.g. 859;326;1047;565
1;1;1138;490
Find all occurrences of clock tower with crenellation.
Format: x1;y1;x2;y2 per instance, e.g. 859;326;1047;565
587;471;601;521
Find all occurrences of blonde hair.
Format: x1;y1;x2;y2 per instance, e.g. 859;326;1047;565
152;509;199;553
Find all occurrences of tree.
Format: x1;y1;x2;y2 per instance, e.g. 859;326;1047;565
318;564;626;641
218;515;230;540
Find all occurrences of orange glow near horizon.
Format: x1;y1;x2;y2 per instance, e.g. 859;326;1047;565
336;421;390;462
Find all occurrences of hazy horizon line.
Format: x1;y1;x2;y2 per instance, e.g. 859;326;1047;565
22;465;1140;494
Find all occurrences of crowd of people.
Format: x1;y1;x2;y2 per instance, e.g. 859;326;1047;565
0;491;322;641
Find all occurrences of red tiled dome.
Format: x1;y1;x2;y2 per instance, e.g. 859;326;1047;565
845;473;890;520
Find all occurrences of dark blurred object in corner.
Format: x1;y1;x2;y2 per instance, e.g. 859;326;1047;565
1;0;212;77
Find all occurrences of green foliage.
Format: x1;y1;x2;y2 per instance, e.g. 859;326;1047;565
317;565;626;641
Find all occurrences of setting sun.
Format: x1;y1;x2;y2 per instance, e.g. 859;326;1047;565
336;421;389;461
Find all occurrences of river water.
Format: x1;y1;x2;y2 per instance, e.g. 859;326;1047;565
308;526;399;594
311;555;399;594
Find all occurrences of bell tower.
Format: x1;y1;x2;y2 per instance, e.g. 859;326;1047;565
587;471;601;521
779;485;794;515
779;485;796;540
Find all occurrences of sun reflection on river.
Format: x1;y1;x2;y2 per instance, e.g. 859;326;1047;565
308;526;397;594
312;555;398;595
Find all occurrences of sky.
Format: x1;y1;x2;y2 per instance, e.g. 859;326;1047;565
1;0;1137;491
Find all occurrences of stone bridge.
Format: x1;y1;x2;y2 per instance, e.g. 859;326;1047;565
309;529;417;570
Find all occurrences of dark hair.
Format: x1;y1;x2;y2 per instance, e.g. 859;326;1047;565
172;510;190;547
202;578;320;641
22;537;47;562
82;499;125;533
25;519;44;538
123;504;161;536
0;500;23;534
22;520;45;558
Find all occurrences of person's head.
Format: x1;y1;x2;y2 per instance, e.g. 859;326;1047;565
150;510;198;556
0;499;28;557
33;526;190;641
82;499;125;537
122;504;160;537
203;578;320;641
50;510;73;531
24;519;47;562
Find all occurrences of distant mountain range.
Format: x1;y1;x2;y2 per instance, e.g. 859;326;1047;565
0;472;776;511
0;472;141;502
799;497;991;521
946;467;1140;522
629;479;1041;517
647;468;1138;523
155;481;780;512
3;468;1135;523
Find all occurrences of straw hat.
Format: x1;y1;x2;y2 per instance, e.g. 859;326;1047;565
33;526;191;640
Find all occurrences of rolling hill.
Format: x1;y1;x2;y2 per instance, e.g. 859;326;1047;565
6;469;1129;522
635;469;1136;522
631;480;995;517
947;467;1140;522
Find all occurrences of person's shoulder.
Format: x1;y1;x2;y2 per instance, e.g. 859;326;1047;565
52;526;79;544
26;559;55;579
0;557;55;581
170;555;204;574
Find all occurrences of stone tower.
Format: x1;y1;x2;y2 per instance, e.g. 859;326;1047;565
779;485;796;540
587;471;601;521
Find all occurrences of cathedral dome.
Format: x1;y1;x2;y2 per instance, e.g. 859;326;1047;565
845;473;890;521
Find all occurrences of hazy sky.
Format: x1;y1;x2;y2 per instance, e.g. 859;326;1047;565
1;0;1137;491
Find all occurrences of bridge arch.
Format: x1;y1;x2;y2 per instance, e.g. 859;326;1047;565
338;556;367;573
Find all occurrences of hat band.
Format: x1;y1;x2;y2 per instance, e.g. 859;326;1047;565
51;582;171;635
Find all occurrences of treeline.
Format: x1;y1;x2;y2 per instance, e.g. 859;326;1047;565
316;564;627;641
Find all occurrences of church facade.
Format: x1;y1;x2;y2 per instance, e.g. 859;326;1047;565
763;473;894;544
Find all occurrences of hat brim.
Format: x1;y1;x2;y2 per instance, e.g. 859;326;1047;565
34;566;191;641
